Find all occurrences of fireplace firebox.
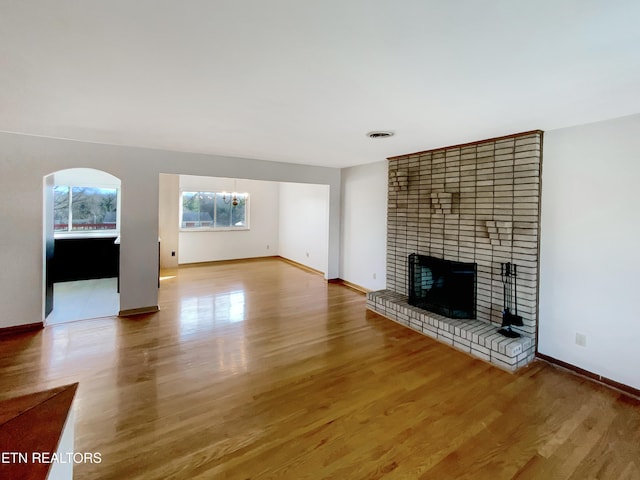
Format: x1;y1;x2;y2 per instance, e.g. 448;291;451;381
408;253;477;319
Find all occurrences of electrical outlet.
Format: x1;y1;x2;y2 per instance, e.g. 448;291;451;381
372;273;377;280
306;252;310;258
575;333;587;347
171;251;176;257
266;244;269;250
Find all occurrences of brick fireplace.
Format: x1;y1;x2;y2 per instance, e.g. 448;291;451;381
367;131;542;371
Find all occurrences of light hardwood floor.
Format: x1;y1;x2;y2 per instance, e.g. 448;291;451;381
1;258;639;479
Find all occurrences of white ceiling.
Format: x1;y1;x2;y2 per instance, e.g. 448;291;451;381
1;1;639;168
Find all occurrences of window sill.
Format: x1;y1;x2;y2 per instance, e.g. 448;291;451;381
54;231;119;240
179;227;250;233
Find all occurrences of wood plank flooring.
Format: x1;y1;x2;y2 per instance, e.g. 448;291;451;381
0;257;638;479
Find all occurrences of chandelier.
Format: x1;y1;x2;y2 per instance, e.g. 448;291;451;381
222;179;239;206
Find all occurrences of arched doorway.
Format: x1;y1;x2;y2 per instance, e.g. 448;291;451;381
43;168;122;324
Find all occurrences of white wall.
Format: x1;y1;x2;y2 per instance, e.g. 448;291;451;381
53;167;120;187
0;132;341;328
340;161;387;291
178;175;279;264
279;182;330;275
158;173;179;269
539;113;640;390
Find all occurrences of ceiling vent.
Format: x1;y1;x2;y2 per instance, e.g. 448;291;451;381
367;131;394;139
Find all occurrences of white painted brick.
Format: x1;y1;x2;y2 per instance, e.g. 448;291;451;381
408;321;422;332
505;341;524;357
472;328;492;346
458;326;471;340
491;350;518;365
517;350;531;362
471;342;490;355
484;332;503;349
423;325;438;338
491;356;518;371
439;330;454;340
470;349;490;362
453;341;472;353
437;333;454;345
521;336;533;349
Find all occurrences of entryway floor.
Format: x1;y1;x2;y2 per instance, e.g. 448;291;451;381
47;278;119;325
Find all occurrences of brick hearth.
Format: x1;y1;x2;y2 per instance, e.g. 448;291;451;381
367;290;534;371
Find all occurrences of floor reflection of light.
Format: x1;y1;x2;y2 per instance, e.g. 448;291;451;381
216;291;245;323
214;336;248;375
179;290;246;339
43;322;117;374
178;290;248;373
159;275;176;281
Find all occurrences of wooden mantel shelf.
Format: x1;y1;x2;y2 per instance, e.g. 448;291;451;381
0;383;78;480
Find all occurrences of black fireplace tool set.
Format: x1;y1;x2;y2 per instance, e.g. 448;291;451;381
498;262;524;338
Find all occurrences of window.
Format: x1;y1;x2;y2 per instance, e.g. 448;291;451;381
181;191;249;230
54;186;118;232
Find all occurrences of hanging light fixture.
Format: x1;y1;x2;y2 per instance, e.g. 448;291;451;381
222;179;239;206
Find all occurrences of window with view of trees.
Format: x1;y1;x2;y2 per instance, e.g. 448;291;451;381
54;186;118;232
181;191;249;229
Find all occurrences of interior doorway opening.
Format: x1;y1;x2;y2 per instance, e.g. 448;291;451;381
43;168;122;324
